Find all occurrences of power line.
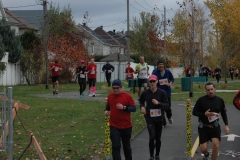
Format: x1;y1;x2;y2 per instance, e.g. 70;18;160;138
134;0;152;11
143;0;154;9
4;4;41;9
123;0;144;12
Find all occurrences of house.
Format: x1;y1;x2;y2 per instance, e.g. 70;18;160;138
94;26;125;55
76;23;112;56
4;9;41;35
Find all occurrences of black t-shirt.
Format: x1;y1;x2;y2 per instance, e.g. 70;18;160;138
192;95;228;125
76;66;88;79
215;68;221;75
139;88;169;121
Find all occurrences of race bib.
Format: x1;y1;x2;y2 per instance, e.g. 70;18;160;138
90;70;95;74
159;79;168;85
150;109;161;117
80;74;85;78
127;73;132;77
108;70;112;73
208;113;220;122
54;66;59;71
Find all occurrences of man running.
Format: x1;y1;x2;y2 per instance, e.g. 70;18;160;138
49;59;62;95
135;56;149;100
76;60;88;98
152;60;174;127
104;79;136;160
192;82;230;160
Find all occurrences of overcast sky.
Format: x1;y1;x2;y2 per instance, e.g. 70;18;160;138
2;0;206;32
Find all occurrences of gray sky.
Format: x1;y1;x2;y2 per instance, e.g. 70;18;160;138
2;0;206;32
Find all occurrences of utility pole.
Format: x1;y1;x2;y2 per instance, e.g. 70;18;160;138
163;6;167;62
189;3;195;98
43;0;49;89
127;0;130;63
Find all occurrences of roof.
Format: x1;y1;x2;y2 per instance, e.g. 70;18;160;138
94;27;120;46
77;24;110;45
107;30;127;46
4;9;40;31
99;52;134;62
8;10;43;30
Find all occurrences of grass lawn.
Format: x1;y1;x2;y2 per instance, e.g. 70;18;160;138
0;78;238;159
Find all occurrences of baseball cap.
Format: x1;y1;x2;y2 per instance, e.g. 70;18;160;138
80;60;84;63
112;79;122;88
149;75;158;81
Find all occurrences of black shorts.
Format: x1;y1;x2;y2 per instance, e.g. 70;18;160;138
198;125;221;144
52;76;60;83
138;78;148;88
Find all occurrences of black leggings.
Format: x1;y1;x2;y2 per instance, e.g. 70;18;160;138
146;119;163;157
78;78;86;95
88;78;96;88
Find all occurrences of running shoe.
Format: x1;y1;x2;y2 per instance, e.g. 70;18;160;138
203;152;209;160
55;91;58;94
155;156;160;160
53;90;55;95
168;118;173;124
80;95;83;98
92;93;95;97
81;93;84;97
149;157;154;160
89;93;93;97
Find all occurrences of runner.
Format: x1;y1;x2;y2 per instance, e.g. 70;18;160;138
152;60;174;127
139;75;169;160
135;56;149;100
125;62;134;80
192;82;230;160
102;61;115;87
49;59;62;95
76;60;88;98
87;58;97;97
104;79;136;160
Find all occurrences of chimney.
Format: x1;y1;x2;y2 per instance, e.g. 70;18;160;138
83;23;86;26
100;26;103;29
113;29;115;33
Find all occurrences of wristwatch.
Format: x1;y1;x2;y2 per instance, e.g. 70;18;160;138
123;106;126;110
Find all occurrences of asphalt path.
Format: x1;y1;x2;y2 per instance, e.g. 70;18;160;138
121;101;240;160
35;89;240;160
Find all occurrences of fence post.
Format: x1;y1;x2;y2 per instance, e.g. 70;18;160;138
8;87;13;160
186;99;192;160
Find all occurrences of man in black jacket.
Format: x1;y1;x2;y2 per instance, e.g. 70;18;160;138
102;61;115;86
192;82;230;160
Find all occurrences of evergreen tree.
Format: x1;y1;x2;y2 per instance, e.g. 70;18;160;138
0;36;5;60
0;19;23;63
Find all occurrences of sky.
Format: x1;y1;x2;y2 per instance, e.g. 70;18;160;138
2;0;206;32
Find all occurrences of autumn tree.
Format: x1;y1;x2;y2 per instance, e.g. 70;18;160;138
47;4;86;82
20;29;42;85
169;0;209;70
130;11;162;65
205;0;240;81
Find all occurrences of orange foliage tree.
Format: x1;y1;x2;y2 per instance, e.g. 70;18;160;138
48;32;86;81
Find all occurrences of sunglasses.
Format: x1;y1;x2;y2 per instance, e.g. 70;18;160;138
149;80;156;83
112;87;120;90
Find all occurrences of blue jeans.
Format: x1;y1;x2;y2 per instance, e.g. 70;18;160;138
110;126;132;160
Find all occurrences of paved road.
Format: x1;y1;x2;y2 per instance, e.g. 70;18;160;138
121;101;240;160
35;89;240;160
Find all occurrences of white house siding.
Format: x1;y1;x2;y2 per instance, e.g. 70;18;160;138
102;45;110;55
